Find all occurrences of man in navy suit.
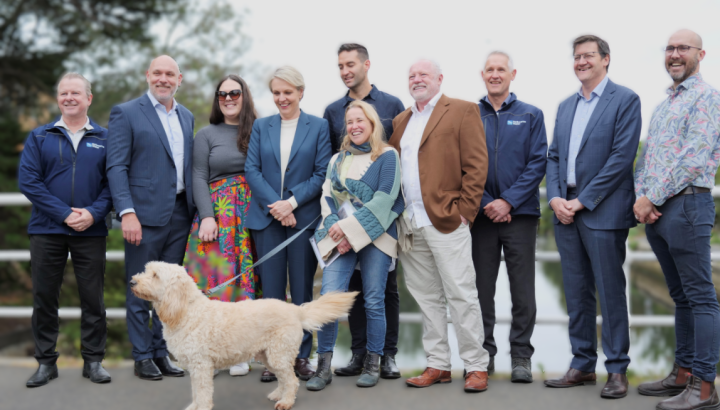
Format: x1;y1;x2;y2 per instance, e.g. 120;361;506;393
107;55;195;380
544;35;641;399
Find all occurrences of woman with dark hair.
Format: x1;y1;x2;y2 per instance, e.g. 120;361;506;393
183;74;258;376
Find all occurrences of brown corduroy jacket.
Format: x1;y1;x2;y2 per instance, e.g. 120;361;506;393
388;94;488;234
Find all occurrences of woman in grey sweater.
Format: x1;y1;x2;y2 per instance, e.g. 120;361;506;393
183;74;259;376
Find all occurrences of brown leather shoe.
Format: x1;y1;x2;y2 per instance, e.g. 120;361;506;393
406;367;451;388
260;368;276;382
294;358;316;381
544;368;596;388
638;363;690;397
464;371;488;393
657;374;720;410
601;373;628;399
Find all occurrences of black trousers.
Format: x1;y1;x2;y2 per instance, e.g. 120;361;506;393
471;214;538;358
30;234;107;365
347;267;399;356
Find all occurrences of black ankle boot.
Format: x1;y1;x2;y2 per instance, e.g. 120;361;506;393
334;353;365;376
306;352;333;391
380;354;401;379
356;353;381;387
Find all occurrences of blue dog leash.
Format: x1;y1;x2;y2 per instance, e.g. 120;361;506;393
204;214;321;296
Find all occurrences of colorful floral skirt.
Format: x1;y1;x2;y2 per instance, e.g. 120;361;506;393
183;175;260;301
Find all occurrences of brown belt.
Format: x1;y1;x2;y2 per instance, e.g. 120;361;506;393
677;186;711;195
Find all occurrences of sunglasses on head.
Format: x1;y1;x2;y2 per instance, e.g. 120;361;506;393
216;89;242;100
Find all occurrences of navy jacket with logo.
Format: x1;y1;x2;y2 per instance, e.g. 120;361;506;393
479;93;548;217
19;118;113;236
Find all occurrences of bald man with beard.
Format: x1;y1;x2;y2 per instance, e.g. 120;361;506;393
634;30;720;410
107;55;195;380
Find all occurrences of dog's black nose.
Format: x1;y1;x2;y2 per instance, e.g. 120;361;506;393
129;279;138;288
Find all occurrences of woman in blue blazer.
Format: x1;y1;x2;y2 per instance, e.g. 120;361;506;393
245;66;332;382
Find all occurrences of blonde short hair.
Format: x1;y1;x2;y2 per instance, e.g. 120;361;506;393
269;66;305;92
57;72;92;96
339;100;389;161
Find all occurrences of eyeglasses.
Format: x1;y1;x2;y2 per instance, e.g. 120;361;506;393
216;89;242;100
664;45;702;55
573;51;599;61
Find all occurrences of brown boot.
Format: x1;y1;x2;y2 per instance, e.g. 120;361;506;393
260;368;276;382
464;371;488;393
544;368;596;388
656;374;720;410
406;367;451;388
601;373;628;399
638;363;691;397
294;358;316;381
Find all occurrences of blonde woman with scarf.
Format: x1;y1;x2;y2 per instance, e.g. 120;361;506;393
307;100;404;391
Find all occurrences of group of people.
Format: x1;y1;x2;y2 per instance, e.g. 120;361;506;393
17;28;720;410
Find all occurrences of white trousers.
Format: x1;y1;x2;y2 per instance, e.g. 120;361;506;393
400;219;489;372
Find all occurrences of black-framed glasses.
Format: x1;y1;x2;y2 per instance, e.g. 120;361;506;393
573;51;599;61
216;89;242;100
664;45;702;55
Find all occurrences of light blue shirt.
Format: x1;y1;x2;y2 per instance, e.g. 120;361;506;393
119;91;185;218
567;75;609;187
146;91;185;193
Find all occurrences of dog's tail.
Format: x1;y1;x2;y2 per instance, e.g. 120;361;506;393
298;291;359;331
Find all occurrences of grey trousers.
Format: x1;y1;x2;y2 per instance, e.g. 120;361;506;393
400;218;490;372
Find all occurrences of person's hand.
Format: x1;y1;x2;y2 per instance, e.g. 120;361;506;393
198;217;218;242
493;214;512;223
64;209;81;225
328;223;345;242
460;215;469;226
66;208;95;232
337;238;352;254
122;213;143;246
484;199;512;221
268;201;294;221
634;196;662;224
646;206;662;224
566;198;585;213
550;198;575;225
279;213;296;228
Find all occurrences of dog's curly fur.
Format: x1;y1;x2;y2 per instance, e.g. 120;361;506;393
131;261;358;410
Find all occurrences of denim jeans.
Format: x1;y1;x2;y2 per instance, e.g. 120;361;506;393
645;192;720;382
316;244;390;356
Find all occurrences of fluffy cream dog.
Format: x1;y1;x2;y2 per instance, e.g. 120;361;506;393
130;261;358;410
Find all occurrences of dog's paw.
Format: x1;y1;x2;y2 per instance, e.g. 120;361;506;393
274;399;295;410
267;388;282;402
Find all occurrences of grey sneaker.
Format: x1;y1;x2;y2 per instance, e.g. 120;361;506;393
511;357;532;383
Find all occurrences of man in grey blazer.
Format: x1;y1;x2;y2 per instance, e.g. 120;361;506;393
544;35;641;399
107;55;195;380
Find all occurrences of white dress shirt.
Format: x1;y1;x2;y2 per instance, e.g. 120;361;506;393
54;117;93;152
280;118;299;209
120;92;185;218
400;91;443;228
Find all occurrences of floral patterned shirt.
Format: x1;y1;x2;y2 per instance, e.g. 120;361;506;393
635;73;720;205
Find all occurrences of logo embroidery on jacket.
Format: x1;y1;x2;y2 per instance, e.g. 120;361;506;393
506;120;527;126
86;142;105;149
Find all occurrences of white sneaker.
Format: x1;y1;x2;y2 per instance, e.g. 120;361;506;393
229;362;250;376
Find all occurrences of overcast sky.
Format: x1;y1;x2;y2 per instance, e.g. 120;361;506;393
239;0;720;142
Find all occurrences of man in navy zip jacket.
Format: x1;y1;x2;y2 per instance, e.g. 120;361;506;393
471;52;547;384
19;73;113;387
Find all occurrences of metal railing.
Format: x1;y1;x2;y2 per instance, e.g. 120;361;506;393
3;189;719;326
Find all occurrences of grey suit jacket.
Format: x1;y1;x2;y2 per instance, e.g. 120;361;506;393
546;79;642;230
106;93;196;227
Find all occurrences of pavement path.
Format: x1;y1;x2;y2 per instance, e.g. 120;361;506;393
0;361;669;410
